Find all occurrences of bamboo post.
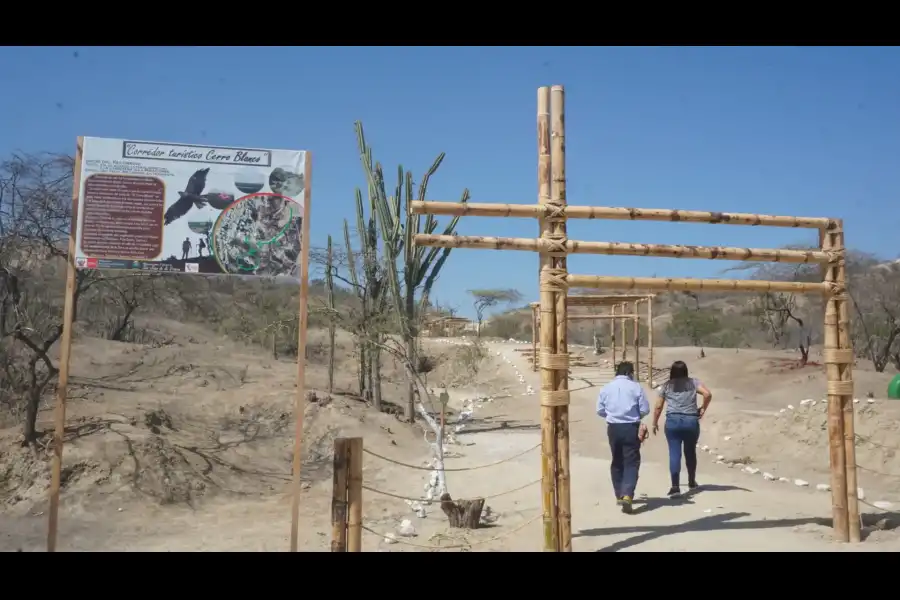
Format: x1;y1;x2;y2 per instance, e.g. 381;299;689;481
827;222;861;542
648;297;654;387
290;153;314;552
550;85;572;552
633;300;640;382
821;230;849;543
610;304;616;367
347;437;363;552
47;136;84;553
532;304;539;372
331;438;350;552
537;86;560;552
620;303;627;361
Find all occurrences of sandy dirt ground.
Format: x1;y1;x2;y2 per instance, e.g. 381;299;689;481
1;328;899;551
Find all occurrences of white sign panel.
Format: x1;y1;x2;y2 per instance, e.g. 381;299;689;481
74;137;307;276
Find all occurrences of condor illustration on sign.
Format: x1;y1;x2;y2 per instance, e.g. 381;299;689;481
74;137;307;276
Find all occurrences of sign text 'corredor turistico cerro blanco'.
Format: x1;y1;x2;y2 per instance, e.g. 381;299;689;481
122;141;272;166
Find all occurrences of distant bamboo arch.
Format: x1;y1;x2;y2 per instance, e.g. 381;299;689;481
529;294;655;382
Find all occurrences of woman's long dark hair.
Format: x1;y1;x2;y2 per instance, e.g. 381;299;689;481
665;360;693;393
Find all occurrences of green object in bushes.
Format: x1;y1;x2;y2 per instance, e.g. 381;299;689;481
888;374;900;400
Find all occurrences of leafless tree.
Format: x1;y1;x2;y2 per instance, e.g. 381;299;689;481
847;257;900;372
0;152;155;444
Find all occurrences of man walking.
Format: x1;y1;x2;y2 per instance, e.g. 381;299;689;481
596;361;650;514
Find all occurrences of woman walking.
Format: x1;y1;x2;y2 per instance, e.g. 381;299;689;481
651;361;713;498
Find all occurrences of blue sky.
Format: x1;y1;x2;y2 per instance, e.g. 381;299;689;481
2;46;899;319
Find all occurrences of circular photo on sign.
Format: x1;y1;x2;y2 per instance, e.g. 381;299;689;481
233;169;265;195
210;192;303;276
268;167;304;198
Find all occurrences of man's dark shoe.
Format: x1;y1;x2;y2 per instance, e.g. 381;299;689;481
688;481;699;491
620;496;634;514
666;486;681;498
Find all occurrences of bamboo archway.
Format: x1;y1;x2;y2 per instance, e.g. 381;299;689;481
411;85;859;550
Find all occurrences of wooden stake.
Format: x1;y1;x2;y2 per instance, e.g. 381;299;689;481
537;86;559;552
620;303;627;362
550;85;572;552
290;153;314;552
410;200;835;229
633;301;640;382
347;437;363;552
47;136;84;553
532;304;538;372
330;438;350;552
822;229;849;543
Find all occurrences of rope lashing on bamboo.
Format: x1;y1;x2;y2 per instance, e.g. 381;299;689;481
543;234;568;257
540;351;569;370
540;389;570;407
826;283;848;297
540;268;568;292
824;348;854;364
827;380;854;396
545;204;566;220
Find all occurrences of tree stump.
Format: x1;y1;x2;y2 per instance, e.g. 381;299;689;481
440;493;484;529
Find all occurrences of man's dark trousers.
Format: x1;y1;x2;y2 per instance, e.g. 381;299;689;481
607;422;642;499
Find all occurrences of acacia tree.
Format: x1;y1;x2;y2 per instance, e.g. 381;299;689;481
731;244;900;371
728;244;824;365
468;289;523;336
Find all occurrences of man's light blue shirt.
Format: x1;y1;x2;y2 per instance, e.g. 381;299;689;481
597;375;650;424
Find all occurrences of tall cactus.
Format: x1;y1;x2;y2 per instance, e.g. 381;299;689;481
342;180;387;409
354;121;470;422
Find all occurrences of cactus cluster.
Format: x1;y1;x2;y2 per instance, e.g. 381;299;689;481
325;121;468;420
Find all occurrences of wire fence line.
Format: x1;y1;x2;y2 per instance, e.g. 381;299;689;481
362;442;541;472
362;478;541;504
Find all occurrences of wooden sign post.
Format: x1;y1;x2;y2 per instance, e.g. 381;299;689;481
47;138;313;553
411;84;860;548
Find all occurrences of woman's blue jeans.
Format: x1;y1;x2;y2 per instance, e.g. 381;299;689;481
664;413;701;488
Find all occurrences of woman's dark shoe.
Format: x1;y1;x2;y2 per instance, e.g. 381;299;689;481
667;486;682;498
688;481;699;491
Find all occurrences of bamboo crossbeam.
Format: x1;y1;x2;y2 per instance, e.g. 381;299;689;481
414;234;832;265
568;314;638;320
410;201;834;229
529;294;655;308
567;275;833;295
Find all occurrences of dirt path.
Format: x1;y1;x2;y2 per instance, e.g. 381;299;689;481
444;340;900;551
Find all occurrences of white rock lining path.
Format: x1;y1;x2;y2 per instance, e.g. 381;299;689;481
434;339;897;517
